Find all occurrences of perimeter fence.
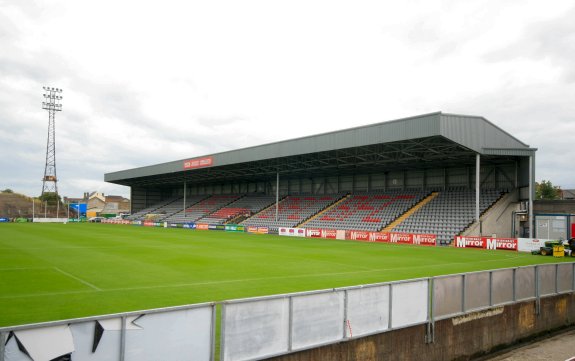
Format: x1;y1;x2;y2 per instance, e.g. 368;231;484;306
1;263;574;361
0;303;215;361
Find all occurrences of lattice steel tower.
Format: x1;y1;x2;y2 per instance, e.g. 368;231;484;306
41;86;63;198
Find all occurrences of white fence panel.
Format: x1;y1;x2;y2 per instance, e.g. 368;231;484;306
345;285;390;337
538;264;557;296
515;266;536;300
491;269;514;305
68;319;122;361
4;336;34;361
222;298;289;361
557;263;574;293
6;325;74;361
391;280;428;328
465;272;491;311
291;291;344;351
125;307;213;361
433;275;463;320
2;305;214;361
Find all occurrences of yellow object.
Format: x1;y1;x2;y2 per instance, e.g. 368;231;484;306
553;245;565;257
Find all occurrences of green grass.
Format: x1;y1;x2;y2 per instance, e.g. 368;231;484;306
0;223;570;327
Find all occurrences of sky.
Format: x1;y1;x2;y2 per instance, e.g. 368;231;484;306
1;0;574;199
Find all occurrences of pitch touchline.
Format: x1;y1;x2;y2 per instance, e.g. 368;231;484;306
53;267;102;291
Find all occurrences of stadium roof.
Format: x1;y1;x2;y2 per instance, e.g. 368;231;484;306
105;112;536;187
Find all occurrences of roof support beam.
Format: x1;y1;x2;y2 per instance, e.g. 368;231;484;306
476;154;481;232
529;155;534;238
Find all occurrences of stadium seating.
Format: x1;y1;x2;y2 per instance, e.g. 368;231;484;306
391;188;505;244
196;194;277;224
126;189;505;244
303;190;429;231
161;195;241;223
241;194;346;232
125;196;182;221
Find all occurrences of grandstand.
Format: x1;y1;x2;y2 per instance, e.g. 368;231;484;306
105;112;537;243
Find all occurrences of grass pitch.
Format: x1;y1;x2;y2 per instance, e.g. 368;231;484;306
0;223;569;327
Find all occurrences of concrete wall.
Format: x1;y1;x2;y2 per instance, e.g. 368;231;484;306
267;294;575;361
464;191;518;238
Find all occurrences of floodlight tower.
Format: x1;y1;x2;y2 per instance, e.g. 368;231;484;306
41;87;63;199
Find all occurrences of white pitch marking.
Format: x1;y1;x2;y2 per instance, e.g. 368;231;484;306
0;289;96;299
0;255;535;299
53;267;102;291
0;267;51;271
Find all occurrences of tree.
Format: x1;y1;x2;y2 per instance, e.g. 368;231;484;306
2;189;14;193
535;180;561;200
38;192;62;205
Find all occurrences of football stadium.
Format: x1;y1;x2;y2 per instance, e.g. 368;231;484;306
2;112;575;361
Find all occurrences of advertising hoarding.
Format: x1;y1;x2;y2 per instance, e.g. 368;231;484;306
454;236;518;251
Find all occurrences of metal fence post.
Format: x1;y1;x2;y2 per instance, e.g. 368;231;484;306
462;274;467;313
210;305;216;361
555;264;558;294
489;271;493;306
0;331;5;361
120;315;127;361
388;284;393;330
220;304;227;361
558;263;561;294
426;278;435;344
288;296;293;352
535;266;541;316
343;289;349;339
512;268;517;302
